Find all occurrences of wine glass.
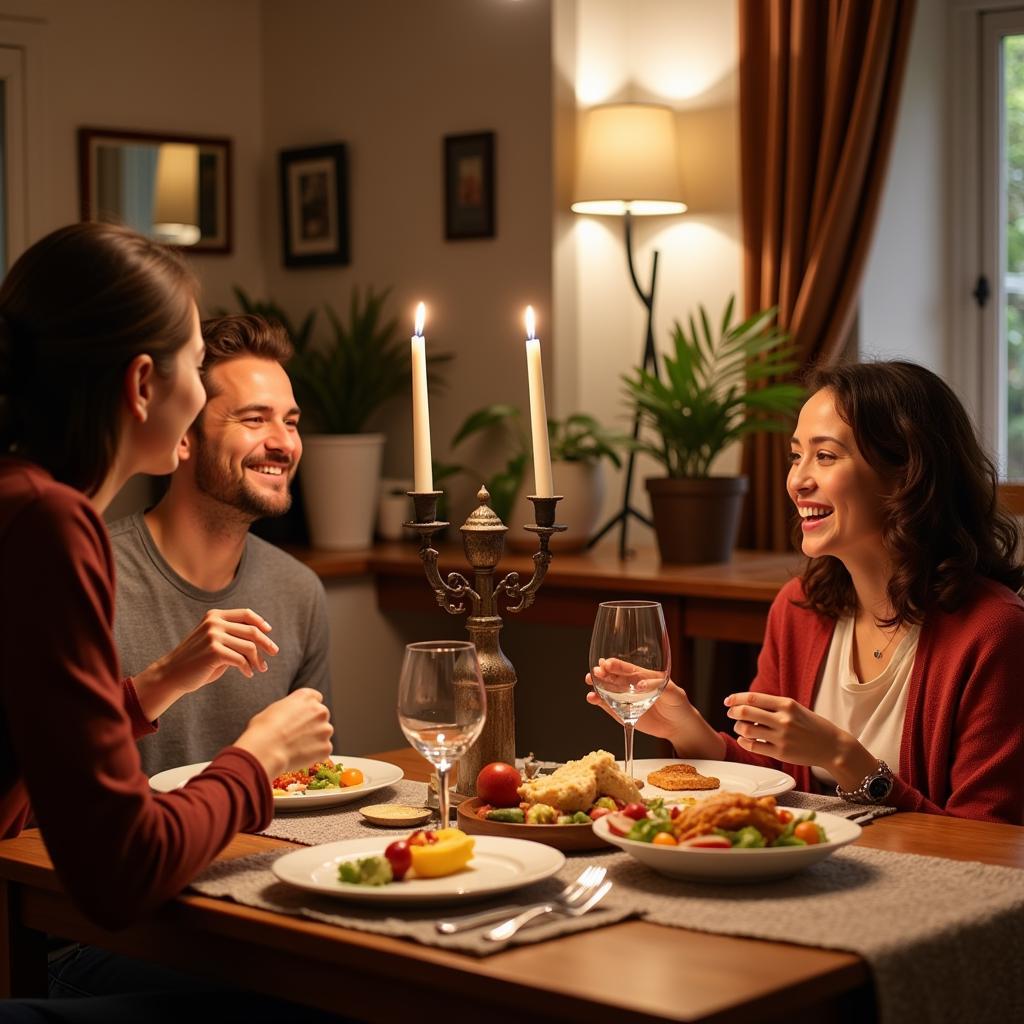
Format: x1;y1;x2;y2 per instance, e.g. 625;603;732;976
588;600;671;783
397;640;486;829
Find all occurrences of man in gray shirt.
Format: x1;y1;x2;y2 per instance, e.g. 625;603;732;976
111;314;332;775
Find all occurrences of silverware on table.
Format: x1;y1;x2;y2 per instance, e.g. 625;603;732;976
484;878;613;942
435;864;606;935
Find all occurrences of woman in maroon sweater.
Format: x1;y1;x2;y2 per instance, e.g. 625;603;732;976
589;362;1024;824
0;223;334;931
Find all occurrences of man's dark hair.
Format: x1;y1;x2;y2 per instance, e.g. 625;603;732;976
199;314;294;399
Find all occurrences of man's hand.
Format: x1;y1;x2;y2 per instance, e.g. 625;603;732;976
235;688;334;783
132;609;279;720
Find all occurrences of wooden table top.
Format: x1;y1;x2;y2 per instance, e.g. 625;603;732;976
289;542;805;603
2;748;1022;1023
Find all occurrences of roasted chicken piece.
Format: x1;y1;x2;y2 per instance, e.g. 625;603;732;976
671;792;785;843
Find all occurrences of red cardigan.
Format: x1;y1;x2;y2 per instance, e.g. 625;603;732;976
0;459;273;929
720;576;1024;824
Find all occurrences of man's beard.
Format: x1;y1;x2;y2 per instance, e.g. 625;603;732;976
192;432;294;521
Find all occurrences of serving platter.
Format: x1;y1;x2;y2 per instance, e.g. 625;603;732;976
457;797;612;851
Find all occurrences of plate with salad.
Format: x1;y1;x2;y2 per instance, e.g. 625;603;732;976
149;754;404;812
592;791;861;881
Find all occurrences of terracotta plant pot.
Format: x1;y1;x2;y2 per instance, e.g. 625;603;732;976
645;475;749;564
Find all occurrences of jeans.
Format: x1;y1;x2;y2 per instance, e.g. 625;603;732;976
0;944;355;1023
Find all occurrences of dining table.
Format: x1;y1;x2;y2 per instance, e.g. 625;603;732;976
2;747;1023;1023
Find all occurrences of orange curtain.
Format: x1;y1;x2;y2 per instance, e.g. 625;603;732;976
738;0;916;551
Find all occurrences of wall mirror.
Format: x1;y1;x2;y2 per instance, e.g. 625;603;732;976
78;127;232;253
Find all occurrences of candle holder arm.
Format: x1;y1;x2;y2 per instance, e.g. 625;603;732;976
495;547;553;614
420;543;480;616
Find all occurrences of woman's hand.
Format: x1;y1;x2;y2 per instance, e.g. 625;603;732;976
132;608;279;720
586;659;725;759
725;691;877;787
234;688;334;783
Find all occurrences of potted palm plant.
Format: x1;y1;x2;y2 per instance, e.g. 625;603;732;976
623;297;802;564
439;406;624;551
230;286;451;549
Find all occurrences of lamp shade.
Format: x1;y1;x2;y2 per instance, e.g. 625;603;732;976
572;103;686;216
152;142;201;245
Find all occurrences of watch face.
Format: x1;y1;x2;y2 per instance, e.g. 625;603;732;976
867;776;892;800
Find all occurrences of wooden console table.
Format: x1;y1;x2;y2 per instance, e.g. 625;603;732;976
289;542;804;691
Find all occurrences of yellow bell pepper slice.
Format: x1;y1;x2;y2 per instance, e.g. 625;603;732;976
409;828;475;878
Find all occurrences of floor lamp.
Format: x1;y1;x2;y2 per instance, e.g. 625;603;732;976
571;104;686;559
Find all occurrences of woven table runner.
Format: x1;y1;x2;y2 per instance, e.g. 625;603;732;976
258;780;439;845
193;833;1024;1022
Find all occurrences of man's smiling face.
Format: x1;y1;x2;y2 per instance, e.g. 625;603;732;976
189;356;302;520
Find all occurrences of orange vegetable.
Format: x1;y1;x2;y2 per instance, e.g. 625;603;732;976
776;809;793;824
794;821;822;845
652;832;678;846
340;768;365;787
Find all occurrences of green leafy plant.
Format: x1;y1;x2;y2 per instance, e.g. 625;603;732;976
623;297;802;478
222;286;452;434
436;405;625;522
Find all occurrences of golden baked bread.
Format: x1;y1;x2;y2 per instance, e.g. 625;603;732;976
516;749;642;812
647;763;720;791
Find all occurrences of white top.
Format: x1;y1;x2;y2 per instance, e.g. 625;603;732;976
810;615;920;787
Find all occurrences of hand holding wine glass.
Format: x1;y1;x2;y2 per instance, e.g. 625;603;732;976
397;641;486;828
588;600;670;782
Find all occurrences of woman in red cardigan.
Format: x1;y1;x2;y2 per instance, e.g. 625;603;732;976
589;362;1024;824
0;224;338;1022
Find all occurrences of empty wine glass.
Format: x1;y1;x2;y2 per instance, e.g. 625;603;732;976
397;640;486;828
588;600;671;783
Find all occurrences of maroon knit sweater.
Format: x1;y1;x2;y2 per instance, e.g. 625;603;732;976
0;458;272;929
719;576;1024;824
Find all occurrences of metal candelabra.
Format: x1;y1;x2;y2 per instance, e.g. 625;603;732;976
405;486;565;796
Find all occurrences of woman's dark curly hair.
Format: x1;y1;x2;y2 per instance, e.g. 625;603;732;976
799;361;1024;625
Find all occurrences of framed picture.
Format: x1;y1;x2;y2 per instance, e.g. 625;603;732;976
279;143;349;267
444;131;495;240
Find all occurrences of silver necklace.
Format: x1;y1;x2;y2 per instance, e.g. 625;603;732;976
872;628;900;660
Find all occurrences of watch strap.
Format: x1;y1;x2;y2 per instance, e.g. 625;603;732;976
835;760;894;804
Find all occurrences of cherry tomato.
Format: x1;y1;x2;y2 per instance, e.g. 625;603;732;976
652;832;678;846
475;762;522;807
383;839;412;880
622;802;648;820
340;768;364;788
775;809;793;824
794;821;822;845
589;806;611;821
680;835;732;849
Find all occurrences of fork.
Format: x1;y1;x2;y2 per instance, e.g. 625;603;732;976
484;879;613;942
435;865;606;935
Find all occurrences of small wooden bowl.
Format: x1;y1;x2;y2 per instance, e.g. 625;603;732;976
457;798;611;852
359;804;433;827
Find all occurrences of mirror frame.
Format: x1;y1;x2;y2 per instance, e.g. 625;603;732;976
78;126;233;254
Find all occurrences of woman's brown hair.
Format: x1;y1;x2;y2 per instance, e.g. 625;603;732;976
0;222;198;494
799;361;1024;625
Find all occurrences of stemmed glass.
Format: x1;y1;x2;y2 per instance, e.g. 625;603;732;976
588;600;671;783
397;640;486;829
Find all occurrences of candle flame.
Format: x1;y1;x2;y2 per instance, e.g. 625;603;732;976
414;302;426;337
525;305;536;340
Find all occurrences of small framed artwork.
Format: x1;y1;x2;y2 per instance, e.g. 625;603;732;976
443;131;495;240
279;143;350;267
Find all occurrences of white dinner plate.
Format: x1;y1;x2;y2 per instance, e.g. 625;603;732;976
593;808;861;882
272;835;566;905
149;755;404;812
632;758;796;801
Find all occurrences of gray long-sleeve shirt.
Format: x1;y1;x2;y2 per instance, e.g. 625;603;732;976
109;511;332;775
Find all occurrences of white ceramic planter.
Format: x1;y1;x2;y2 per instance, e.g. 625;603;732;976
300;434;385;550
507;460;606;552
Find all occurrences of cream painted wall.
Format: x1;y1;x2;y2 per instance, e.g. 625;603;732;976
259;0;553;517
859;0;948;373
0;0;266;312
562;0;743;548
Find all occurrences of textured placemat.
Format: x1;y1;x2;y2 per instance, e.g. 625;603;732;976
614;845;1024;1024
258;780;440;844
780;790;898;822
190;849;631;954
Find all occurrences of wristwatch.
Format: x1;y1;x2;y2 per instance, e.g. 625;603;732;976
835;760;895;804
